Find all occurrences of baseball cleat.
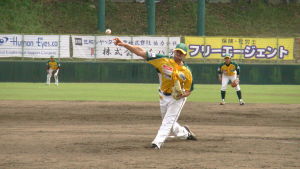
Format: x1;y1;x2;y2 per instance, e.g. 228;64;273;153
184;125;197;141
220;101;225;105
239;100;245;105
150;143;160;150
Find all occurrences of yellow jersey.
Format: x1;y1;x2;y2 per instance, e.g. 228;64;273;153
146;52;193;94
47;60;60;70
217;61;240;76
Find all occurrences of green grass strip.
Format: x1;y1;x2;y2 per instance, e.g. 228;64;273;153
0;83;299;104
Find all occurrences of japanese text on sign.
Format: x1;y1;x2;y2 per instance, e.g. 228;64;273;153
185;37;294;60
72;36;181;59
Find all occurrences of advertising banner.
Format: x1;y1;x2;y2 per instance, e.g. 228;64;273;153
72;35;95;58
72;36;181;59
0;34;22;57
185;36;294;60
0;34;70;58
96;36;133;59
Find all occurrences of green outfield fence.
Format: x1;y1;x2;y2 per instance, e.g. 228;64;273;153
0;61;300;84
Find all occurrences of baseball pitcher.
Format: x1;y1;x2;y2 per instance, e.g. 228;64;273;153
217;54;245;105
46;56;60;86
114;38;197;150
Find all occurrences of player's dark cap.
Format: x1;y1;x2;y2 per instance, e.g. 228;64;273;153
174;43;188;55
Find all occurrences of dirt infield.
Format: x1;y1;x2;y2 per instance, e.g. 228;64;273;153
0;100;299;169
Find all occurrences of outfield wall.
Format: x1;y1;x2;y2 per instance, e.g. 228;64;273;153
1;34;299;61
0;61;300;84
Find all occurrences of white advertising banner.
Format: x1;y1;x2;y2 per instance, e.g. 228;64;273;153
72;35;95;58
96;36;134;59
72;35;181;59
0;34;70;58
59;35;70;58
0;34;22;57
131;36;180;57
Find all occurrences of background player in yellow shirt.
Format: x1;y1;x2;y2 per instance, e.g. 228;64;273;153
46;56;61;86
217;55;245;105
113;37;197;150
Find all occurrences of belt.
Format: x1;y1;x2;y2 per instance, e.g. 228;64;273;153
159;89;171;96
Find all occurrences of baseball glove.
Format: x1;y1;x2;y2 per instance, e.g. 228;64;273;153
231;79;240;87
172;80;183;100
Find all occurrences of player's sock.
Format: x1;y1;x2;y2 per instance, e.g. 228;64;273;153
236;90;242;100
46;75;51;85
221;91;226;100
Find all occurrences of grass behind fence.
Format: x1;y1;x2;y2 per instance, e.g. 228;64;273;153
0;83;299;104
0;0;299;36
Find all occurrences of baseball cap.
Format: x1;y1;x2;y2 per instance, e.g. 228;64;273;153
174;43;188;55
50;55;54;58
224;54;231;59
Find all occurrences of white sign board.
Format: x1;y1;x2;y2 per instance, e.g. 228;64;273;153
0;34;70;58
0;34;22;57
72;35;95;58
72;35;181;59
96;36;134;59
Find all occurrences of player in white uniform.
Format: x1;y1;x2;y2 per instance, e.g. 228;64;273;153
217;55;245;105
113;37;197;150
46;56;60;86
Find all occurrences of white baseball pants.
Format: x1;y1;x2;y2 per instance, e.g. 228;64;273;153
152;92;190;149
47;69;59;85
221;74;240;91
